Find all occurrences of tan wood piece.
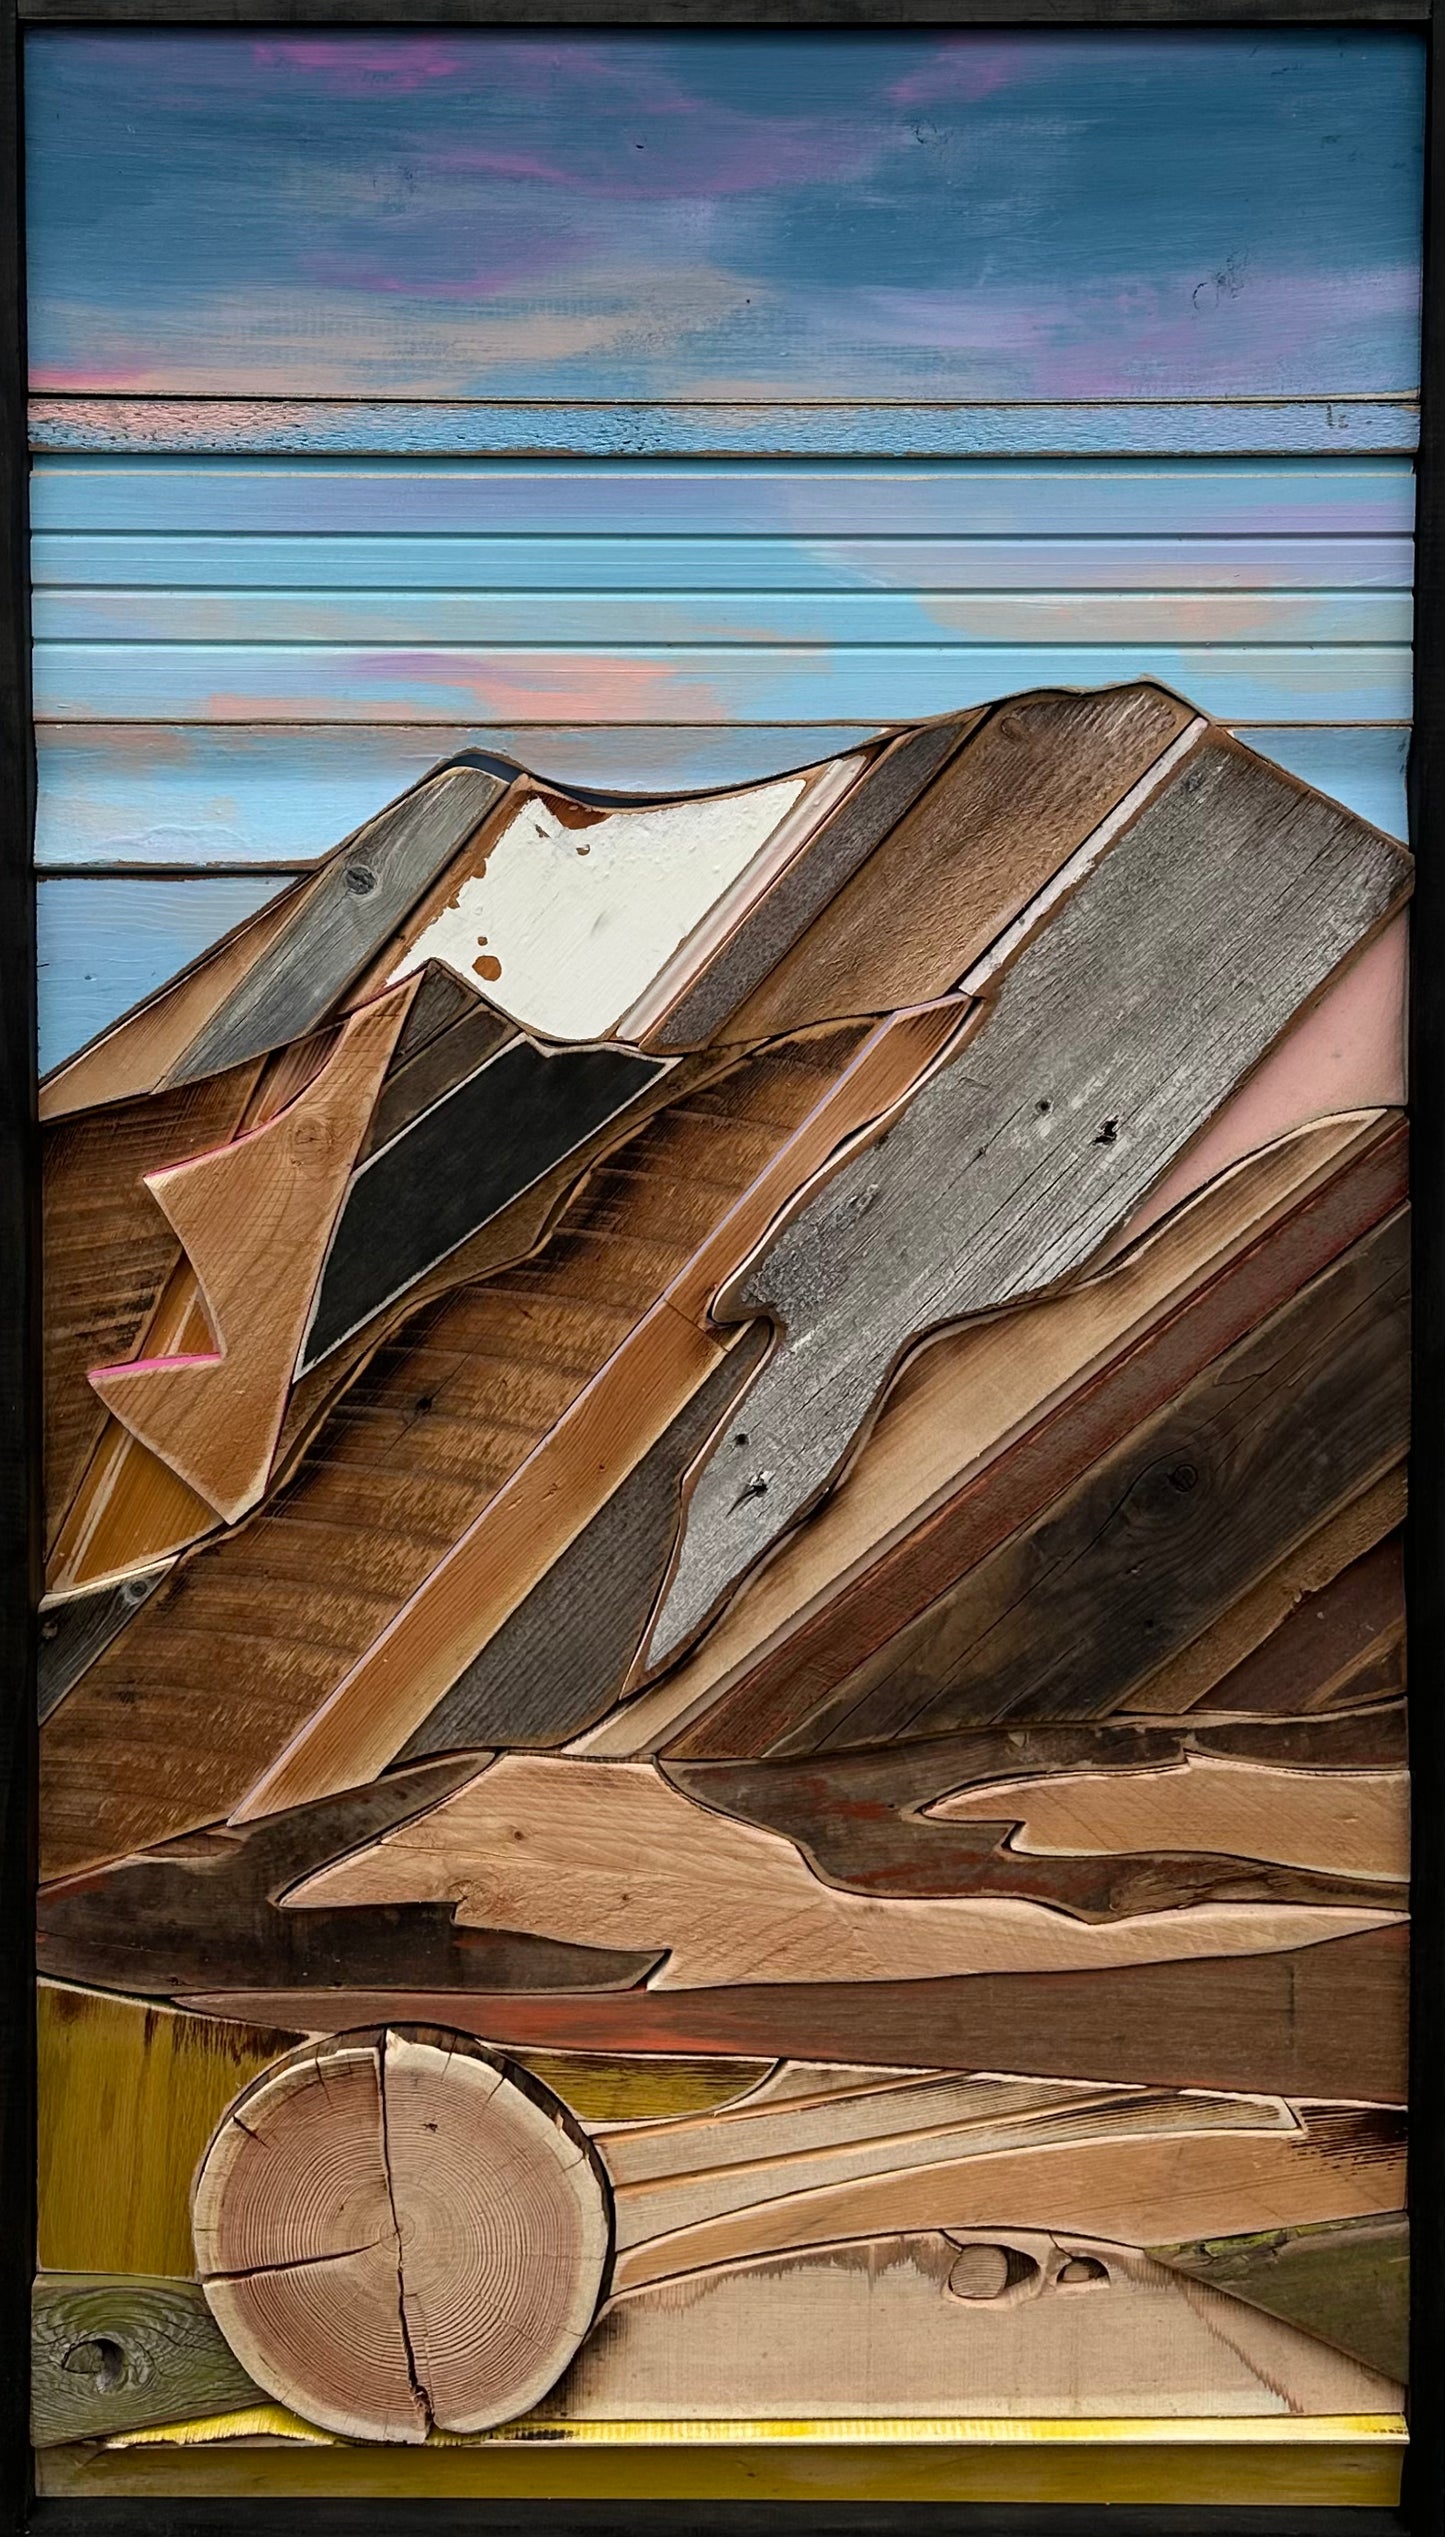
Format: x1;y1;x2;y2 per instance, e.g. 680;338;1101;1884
88;986;413;1523
925;1757;1409;1882
287;1752;1398;1989
546;2231;1399;2420
192;2029;609;2442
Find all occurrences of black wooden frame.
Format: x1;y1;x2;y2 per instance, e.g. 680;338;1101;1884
2;5;1441;2532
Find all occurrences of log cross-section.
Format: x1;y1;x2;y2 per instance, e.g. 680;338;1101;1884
191;2026;610;2442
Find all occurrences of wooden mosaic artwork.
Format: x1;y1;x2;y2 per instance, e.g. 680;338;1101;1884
35;680;1413;2454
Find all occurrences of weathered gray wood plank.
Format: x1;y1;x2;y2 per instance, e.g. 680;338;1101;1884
32;2274;264;2444
38;1565;170;1721
646;733;1412;1669
165;763;510;1084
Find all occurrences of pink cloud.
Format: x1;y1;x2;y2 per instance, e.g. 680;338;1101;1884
251;38;466;95
887;40;1034;108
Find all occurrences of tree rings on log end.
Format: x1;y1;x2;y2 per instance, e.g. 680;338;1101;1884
191;2026;611;2442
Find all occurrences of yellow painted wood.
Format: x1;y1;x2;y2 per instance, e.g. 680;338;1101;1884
510;2050;771;2122
104;2409;1406;2450
37;1982;302;2275
36;2429;1407;2507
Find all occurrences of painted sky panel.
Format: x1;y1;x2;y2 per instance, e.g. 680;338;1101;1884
25;31;1425;402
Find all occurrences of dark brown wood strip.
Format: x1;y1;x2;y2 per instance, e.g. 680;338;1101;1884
177;1923;1409;2104
36;1757;661;2000
39;1025;869;1879
712;683;1197;1042
668;1704;1406;1904
788;1207;1409;1754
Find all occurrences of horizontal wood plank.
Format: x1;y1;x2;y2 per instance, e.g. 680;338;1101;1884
34;588;1413;646
30;535;1419;595
31;460;1416;540
31;642;1414;725
27;398;1424;460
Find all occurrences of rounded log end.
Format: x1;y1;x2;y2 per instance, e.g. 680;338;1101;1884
192;2025;611;2441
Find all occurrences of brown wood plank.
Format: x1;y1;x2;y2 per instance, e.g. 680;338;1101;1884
662;1115;1407;1761
399;1322;772;1758
230;1004;958;1827
649;714;977;1049
610;2109;1404;2294
647;733;1412;1677
182;1925;1408;2104
38;1024;874;1879
1188;1533;1405;1716
715;684;1197;1042
782;1208;1409;1755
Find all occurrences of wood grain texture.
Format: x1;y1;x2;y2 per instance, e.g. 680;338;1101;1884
270;1036;737;1491
193;2029;609;2441
32;2275;264;2446
287;1751;1398;1989
926;1756;1407;1881
667;1707;1406;1912
1114;1466;1407;1720
38;1022;874;1877
650;716;975;1049
231;1004;957;1827
656;1117;1407;1762
188;1925;1408;2102
548;2231;1398;2420
1148;2212;1408;2385
399;1324;772;1759
608;2109;1405;2293
786;1208;1410;1754
166;765;509;1084
648;733;1412;1674
301;1036;667;1370
42;1061;260;1544
1187;1532;1404;1717
36;1757;661;1999
37;1985;302;2276
717;684;1196;1041
37;1563;169;1720
361;973;513;1157
598;2071;1299;2251
88;987;413;1522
